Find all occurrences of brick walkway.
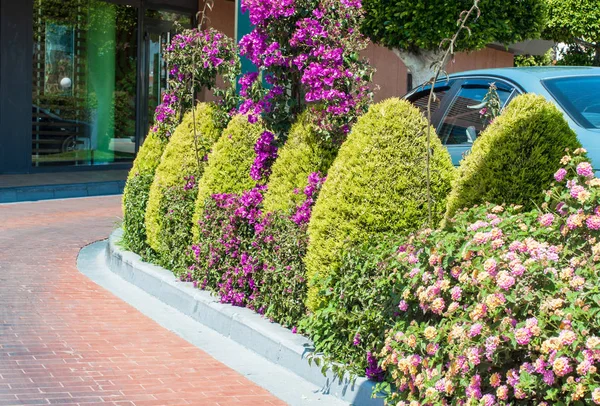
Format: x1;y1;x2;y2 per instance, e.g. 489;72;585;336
0;197;284;406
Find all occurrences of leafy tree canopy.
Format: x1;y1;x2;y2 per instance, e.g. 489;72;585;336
361;0;547;54
544;0;600;65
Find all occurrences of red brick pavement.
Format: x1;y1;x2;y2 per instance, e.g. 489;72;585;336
0;197;285;406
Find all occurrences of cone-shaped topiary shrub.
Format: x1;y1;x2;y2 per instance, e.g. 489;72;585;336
444;93;582;221
122;131;168;255
304;98;456;311
262;111;338;214
145;103;224;270
191;115;266;240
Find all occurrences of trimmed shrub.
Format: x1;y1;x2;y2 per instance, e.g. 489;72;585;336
145;103;223;270
121;131;167;254
304;98;455;311
262;111;338;213
445;93;581;220
191;115;266;240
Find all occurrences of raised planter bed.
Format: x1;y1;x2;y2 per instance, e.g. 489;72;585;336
104;228;382;406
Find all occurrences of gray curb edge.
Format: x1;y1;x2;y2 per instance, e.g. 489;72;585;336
106;229;382;406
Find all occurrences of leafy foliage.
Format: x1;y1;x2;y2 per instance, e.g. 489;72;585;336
361;0;546;53
514;50;554;67
121;132;167;254
445;94;582;221
145;103;223;270
544;0;600;65
253;211;311;328
122;24;239;255
191;115;266;241
262;111;338;214
304;98;455;311
301;237;402;376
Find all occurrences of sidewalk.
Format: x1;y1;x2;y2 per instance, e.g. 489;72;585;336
0;197;284;406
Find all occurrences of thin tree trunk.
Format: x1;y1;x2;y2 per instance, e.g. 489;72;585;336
392;48;444;90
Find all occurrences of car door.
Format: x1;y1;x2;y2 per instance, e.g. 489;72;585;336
436;78;517;165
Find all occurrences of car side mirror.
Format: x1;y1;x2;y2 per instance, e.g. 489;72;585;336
466;126;477;144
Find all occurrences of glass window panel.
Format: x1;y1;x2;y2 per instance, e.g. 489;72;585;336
32;0;138;167
438;85;513;146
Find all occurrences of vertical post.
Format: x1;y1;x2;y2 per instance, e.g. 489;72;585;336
0;0;33;174
235;0;254;78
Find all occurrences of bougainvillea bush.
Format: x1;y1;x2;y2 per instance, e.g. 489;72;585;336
373;150;600;404
238;0;373;142
190;171;326;328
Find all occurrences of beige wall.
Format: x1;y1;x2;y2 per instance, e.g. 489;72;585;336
364;43;514;101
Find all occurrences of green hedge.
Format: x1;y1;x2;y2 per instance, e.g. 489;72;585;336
304;98;455;311
192;115;266;241
262;111;338;214
445;93;582;220
121;130;168;254
145;103;223;268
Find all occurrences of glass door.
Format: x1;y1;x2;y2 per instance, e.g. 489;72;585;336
140;10;193;146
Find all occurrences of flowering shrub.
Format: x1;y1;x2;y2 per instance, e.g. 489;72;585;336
155;27;240;137
123;26;239;255
145;103;223;270
191;171;326;327
191;115;266;241
238;0;373;142
445;94;581;221
374;149;600;404
305;98;455;311
191;186;266;307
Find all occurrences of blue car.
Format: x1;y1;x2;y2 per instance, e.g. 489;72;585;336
404;66;600;171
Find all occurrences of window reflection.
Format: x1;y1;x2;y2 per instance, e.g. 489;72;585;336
32;0;138;167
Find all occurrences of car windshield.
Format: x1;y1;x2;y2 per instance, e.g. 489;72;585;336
543;76;600;129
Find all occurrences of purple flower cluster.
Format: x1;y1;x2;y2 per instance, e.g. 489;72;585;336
183;175;196;191
250;131;279;181
365;351;385;382
238;0;372;141
191;186;267;307
292;172;326;225
152;26;240;138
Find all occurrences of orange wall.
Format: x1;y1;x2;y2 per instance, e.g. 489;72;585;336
363;43;514;101
197;0;236;102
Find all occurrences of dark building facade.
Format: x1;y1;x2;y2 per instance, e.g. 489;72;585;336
0;0;197;175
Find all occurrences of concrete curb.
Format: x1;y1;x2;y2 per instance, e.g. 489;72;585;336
0;180;125;203
106;229;382;406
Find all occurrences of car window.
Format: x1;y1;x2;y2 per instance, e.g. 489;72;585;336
408;81;455;118
438;84;513;146
543;76;600;129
